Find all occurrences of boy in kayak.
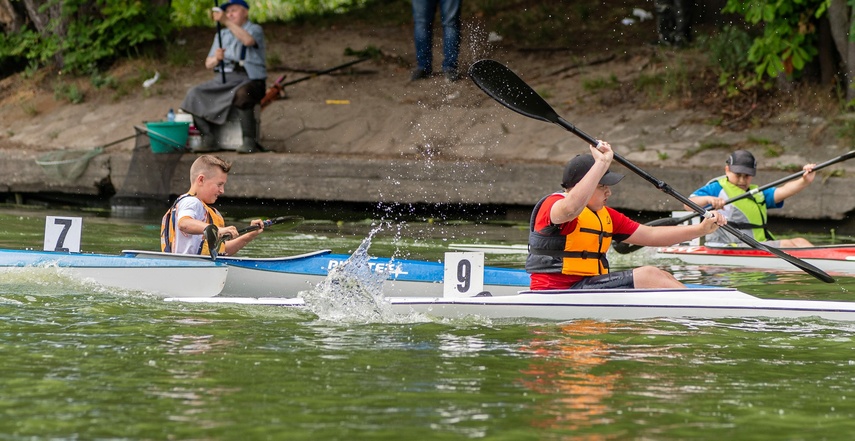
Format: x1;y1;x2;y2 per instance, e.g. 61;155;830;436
687;150;816;247
161;155;264;255
527;142;726;291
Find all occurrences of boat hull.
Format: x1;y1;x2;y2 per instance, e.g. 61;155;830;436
448;243;528;254
0;249;227;298
123;250;530;298
166;287;855;322
656;245;855;274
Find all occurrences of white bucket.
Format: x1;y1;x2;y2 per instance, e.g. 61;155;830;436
174;113;194;124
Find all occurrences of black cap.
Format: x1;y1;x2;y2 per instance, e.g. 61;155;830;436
561;154;624;189
726;150;756;176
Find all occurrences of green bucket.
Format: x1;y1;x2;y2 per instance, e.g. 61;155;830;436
145;121;190;153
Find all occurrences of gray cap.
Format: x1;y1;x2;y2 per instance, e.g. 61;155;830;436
726;150;757;176
561;154;624;188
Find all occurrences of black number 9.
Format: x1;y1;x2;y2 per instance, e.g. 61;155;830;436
456;259;471;293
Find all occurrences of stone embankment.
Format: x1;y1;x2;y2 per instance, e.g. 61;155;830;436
1;26;853;232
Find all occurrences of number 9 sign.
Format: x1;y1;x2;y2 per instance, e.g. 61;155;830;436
443;252;485;298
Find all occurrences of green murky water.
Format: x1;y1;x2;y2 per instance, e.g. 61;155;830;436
2;208;855;440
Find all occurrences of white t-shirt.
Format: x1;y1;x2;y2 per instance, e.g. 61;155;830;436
171;195;209;254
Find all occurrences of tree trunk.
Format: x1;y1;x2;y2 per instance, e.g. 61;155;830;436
20;0;66;68
828;0;855;101
0;0;25;34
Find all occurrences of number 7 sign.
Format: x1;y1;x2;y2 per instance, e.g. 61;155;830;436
43;216;82;253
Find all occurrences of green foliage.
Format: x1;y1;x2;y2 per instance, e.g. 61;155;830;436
700;25;763;95
53;82;84;104
90;72;118;90
835;118;855;145
634;61;689;102
170;0;372;26
723;0;830;82
0;1;171;75
582;75;619;92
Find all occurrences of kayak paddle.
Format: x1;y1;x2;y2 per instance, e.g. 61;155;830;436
205;215;304;260
468;59;834;283
612;148;855;254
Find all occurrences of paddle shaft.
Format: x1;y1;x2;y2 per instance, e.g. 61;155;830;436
466;59;832;282
568;127;832;279
722;149;855;205
214;0;226;84
554;115;833;282
613;149;855;254
206;216;302;260
656;148;855;226
230;215;301;237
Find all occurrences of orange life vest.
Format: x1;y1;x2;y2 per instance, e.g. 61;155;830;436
161;194;226;255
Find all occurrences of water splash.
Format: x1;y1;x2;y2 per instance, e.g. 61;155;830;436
300;223;406;323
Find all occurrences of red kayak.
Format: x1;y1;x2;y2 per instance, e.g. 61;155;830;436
656;244;855;275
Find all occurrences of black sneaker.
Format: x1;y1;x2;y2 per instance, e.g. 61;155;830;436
444;69;461;82
410;68;431;81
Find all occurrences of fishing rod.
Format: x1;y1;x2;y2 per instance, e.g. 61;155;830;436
213;1;226;83
260;57;370;109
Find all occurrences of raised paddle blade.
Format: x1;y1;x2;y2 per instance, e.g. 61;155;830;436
204;224;219;260
469;59;560;125
471;59;834;283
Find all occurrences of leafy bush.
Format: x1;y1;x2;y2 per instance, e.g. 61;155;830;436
723;0;829;81
700;25;762;95
0;1;171;75
170;0;372;27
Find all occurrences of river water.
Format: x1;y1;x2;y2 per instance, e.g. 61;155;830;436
2;207;855;440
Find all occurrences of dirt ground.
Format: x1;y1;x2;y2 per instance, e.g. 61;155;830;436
0;7;846;172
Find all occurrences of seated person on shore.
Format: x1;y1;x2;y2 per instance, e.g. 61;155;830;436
527;142;726;291
161;155;264;255
180;0;266;153
687;149;816;248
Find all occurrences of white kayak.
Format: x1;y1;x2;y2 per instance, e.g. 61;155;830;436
165;286;855;322
0;248;227;298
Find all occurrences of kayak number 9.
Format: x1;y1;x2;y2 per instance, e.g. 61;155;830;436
456;259;471;293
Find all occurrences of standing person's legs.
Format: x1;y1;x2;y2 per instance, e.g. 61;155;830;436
411;0;437;79
654;0;675;44
439;0;461;78
672;0;691;46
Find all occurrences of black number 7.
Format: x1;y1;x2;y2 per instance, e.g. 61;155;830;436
53;218;73;252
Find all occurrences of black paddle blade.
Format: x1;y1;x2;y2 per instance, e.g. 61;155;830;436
469;59;560;125
612;242;642;254
469;59;834;283
204;224;219;260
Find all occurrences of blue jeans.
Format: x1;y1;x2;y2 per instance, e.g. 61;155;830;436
412;0;461;73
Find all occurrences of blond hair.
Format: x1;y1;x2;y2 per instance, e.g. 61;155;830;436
190;155;231;182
